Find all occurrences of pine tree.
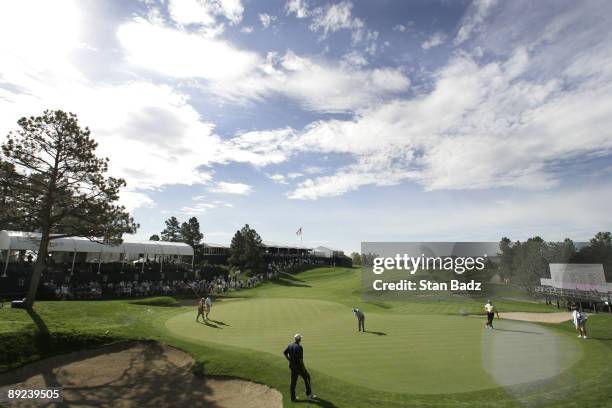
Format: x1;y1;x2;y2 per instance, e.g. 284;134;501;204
1;110;138;309
161;217;182;242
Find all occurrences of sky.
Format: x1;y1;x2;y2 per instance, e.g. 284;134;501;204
1;0;612;253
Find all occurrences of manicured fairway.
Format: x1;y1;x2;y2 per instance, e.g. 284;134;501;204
2;267;612;408
165;297;581;394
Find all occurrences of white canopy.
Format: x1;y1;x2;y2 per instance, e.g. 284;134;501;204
263;240;313;250
0;230;193;256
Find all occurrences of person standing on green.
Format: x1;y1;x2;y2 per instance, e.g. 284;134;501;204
353;308;365;332
283;334;317;402
484;300;500;329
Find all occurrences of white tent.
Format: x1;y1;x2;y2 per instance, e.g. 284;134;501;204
262;240;313;250
1;230;193;276
0;230;193;255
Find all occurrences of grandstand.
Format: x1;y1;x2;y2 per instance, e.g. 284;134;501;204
1;230;195;300
0;230;351;300
536;263;612;313
198;241;350;265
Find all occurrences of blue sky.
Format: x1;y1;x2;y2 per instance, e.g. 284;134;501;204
1;0;612;252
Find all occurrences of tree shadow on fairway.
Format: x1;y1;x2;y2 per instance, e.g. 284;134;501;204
23;309;64;391
294;396;338;407
275;279;311;288
280;272;306;282
365;331;387;336
27;308;50;337
272;273;312;288
493;328;542;335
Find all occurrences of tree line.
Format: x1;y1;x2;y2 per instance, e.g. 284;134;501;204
498;232;612;291
147;216;266;276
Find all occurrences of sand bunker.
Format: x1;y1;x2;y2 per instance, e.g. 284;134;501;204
0;341;282;408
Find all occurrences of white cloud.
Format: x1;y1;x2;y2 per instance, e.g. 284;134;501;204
116;19;404;112
180;196;234;215
0;2;275;207
258;13;276;29
284;40;612;198
120;190;156;212
117;18;260;81
455;0;497;45
168;0;244;27
285;0;310;18
223;128;295;166
212;50;410;112
309;1;363;36
342;51;368;67
352;28;379;55
208;181;253;195
267;172;303;184
240;25;254;34
421;32;447;50
181;203;216;215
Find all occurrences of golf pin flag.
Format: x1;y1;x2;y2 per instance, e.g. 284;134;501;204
296;227;302;237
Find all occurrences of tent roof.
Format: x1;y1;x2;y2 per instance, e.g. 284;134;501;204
262;241;313;250
0;230;193;256
314;245;343;252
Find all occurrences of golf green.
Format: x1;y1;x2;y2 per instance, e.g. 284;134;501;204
165;297;582;395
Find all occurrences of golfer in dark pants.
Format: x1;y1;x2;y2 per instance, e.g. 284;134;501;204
353;308;365;332
283;334;316;402
484;300;500;329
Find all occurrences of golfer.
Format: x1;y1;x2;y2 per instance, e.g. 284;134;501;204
572;307;588;339
283;334;316;402
204;296;212;321
196;297;205;322
353;307;365;332
484;300;499;329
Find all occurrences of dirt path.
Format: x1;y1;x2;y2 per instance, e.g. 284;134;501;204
498;312;572;323
0;341;282;408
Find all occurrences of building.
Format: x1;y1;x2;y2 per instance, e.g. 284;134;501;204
313;246;345;258
537;263;612;313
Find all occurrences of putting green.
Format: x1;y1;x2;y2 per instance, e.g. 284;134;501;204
165;297;582;394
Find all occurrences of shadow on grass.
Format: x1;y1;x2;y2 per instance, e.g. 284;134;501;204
493;328;542;335
27;308;50;337
293;396;338;407
279;273;306;282
208;319;228;326
24;308;62;390
274;279;311;288
202;321;222;329
365;331;387;336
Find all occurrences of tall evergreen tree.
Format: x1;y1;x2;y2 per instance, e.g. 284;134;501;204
498;237;513;278
181;217;204;263
351;252;362;266
180;217;203;247
228;224;264;275
1;110;138;309
161;216;182;242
